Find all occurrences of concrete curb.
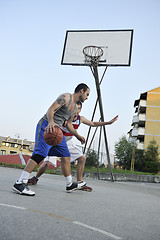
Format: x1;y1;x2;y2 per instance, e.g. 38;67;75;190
72;171;160;183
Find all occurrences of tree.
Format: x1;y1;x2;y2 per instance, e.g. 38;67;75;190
143;140;160;174
115;136;160;173
114;135;137;170
86;149;99;167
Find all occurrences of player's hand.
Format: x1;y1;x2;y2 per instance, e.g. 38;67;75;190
108;115;118;125
77;135;85;144
45;122;58;133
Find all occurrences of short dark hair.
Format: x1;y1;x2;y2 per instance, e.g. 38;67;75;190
76;101;82;108
74;83;89;93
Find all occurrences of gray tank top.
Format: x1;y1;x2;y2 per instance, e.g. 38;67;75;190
42;94;77;127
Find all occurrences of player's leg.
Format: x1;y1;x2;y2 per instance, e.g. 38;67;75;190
61;156;79;192
12;119;50;196
36;162;49;178
48;137;78;192
28;161;48;185
67;139;92;191
24;158;38;173
28;157;54;185
28;155;58;184
67;139;86;189
61;156;71;177
76;155;92;191
76;155;86;182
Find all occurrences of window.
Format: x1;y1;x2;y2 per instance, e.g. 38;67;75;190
10;143;18;148
23;145;29;150
10;151;17;154
5;143;9;147
1;150;6;155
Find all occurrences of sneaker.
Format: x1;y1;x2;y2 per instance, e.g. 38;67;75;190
28;176;39;185
66;182;78;193
12;180;35;196
77;181;86;189
80;185;92;192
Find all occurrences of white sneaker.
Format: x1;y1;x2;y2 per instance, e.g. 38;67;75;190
77;181;86;189
12;180;35;196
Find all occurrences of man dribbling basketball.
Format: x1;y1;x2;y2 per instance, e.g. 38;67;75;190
28;101;118;192
12;83;90;196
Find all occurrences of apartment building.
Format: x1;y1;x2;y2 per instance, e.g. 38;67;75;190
0;136;35;156
0;136;61;168
129;87;160;153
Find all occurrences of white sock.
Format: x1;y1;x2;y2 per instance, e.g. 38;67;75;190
18;171;30;183
65;175;72;186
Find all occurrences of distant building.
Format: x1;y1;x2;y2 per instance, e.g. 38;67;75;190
128;87;160;153
0;136;61;168
0;136;35;156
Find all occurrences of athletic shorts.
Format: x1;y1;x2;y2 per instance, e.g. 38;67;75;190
32;118;70;158
48;136;70;157
44;137;83;163
44;156;58;167
66;138;83;162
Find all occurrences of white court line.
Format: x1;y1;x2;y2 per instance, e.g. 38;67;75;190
0;203;122;239
73;221;122;240
0;203;26;210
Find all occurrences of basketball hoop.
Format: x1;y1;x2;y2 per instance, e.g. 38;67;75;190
83;45;103;66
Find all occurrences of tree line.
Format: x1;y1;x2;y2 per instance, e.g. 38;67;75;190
114;136;160;174
85;136;160;174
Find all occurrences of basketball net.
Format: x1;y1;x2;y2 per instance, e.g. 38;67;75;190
83;45;103;67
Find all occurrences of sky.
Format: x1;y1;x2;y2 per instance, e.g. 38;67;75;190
0;0;160;157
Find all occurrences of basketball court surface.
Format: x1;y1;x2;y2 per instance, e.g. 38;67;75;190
1;166;160;240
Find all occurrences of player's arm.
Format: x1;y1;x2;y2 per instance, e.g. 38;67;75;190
80;115;118;127
66;114;85;144
46;93;70;133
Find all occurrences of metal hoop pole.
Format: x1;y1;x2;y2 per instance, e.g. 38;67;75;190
83;66;108;154
92;65;114;182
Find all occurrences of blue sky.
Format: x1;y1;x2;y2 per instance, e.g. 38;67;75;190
0;0;160;155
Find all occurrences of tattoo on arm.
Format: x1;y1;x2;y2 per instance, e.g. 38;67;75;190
55;94;66;112
57;94;66;105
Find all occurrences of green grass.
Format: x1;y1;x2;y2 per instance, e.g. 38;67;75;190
71;165;158;175
0;162;159;175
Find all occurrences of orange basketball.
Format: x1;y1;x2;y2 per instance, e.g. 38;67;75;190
43;126;63;146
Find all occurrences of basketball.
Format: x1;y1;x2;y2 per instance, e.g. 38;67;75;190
43;126;63;146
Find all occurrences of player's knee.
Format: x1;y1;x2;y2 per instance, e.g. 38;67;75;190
78;155;86;164
83;155;86;163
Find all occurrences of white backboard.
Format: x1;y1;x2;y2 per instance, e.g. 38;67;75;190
61;30;134;67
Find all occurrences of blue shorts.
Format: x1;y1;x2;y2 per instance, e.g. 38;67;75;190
48;137;70;157
32;118;70;158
